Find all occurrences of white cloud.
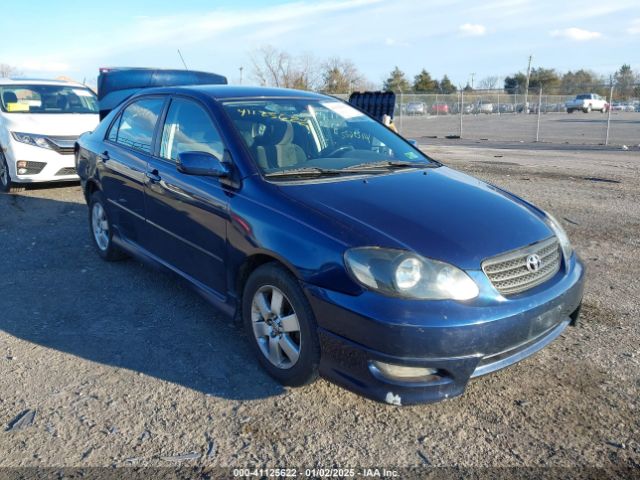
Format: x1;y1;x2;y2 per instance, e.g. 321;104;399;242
465;0;531;15
384;37;410;47
628;18;640;35
18;60;70;72
550;27;602;41
459;23;487;36
127;0;384;46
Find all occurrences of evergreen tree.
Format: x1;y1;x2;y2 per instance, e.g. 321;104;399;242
529;68;560;91
614;64;636;99
504;73;527;94
383;67;411;93
413;69;438;93
439;75;457;94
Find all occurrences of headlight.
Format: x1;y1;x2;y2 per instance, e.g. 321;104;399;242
544;213;574;263
344;247;479;300
11;132;53;150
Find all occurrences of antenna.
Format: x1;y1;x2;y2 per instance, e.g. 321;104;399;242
177;49;189;70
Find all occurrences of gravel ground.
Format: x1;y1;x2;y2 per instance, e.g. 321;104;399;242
0;145;638;476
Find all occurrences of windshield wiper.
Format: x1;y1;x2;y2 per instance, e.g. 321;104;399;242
344;160;438;170
264;167;345;178
264;165;391;178
264;161;438;179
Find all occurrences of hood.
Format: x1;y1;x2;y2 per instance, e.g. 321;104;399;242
4;113;99;137
278;167;553;270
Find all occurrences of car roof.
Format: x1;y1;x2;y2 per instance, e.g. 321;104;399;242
132;84;331;101
0;78;90;88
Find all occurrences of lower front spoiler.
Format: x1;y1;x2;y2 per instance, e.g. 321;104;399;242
318;314;574;406
14;174;79;184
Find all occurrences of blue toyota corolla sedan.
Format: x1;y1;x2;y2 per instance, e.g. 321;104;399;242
75;85;584;405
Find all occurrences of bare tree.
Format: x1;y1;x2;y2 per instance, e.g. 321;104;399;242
250;46;320;90
478;75;500;90
320;57;369;93
251;46;290;87
293;52;321;91
0;64;21;78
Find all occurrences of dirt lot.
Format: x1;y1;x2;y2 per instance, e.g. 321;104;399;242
0;145;639;476
396;111;640;147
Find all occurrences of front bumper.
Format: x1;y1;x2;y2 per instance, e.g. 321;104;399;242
4;140;78;183
305;255;585;405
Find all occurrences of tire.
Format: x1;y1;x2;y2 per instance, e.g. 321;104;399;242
584;105;591;113
0;152;25;193
567;109;573;114
88;190;127;261
242;263;320;387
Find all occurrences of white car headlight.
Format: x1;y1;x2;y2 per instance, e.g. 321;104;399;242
545;212;574;263
11;132;53;150
344;247;479;301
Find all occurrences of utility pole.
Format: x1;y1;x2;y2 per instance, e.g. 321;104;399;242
239;66;244;85
523;55;532;113
470;73;475;90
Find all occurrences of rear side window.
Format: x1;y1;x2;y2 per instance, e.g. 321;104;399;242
160;98;224;162
110;98;165;154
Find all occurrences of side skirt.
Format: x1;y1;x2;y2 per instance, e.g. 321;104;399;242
112;234;237;320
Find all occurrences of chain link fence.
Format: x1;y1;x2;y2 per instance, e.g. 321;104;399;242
334;87;640;147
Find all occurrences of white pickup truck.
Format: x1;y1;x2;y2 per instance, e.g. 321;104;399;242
565;93;609;113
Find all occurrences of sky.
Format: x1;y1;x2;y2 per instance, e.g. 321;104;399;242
1;0;639;88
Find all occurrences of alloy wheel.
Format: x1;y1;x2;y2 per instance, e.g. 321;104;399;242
0;158;8;188
91;202;110;251
251;285;301;369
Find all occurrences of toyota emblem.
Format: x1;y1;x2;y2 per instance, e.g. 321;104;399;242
526;254;542;272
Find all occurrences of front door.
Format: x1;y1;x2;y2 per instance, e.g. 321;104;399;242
143;96;229;296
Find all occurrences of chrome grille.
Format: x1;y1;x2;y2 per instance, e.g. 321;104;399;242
482;237;561;295
45;135;78;155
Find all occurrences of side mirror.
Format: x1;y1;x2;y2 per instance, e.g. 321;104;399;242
408;139;419;147
176;151;229;177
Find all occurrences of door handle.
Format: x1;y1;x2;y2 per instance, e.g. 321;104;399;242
145;169;161;183
98;151;109;162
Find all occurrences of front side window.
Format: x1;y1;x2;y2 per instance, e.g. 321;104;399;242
0;84;98;114
222;98;434;174
112;98;165;154
160;98;224;162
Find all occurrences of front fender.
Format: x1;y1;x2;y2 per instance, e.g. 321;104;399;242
226;178;361;296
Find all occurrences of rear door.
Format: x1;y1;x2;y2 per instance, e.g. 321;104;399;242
100;96;166;243
142;96;229;296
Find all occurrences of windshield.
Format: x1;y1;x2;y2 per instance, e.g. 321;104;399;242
0;84;98;114
222;98;435;175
